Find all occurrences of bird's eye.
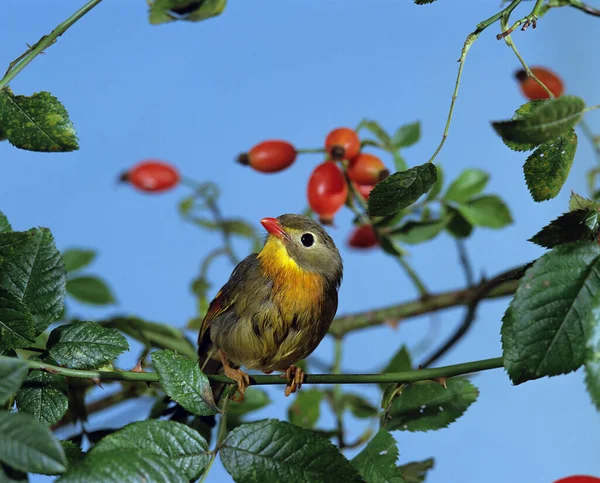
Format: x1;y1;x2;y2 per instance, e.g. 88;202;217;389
301;233;314;247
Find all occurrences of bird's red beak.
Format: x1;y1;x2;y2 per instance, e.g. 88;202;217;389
260;217;287;239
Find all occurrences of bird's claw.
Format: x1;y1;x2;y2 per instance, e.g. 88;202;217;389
224;366;250;402
282;365;305;397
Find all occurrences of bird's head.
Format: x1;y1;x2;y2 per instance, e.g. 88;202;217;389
259;214;343;288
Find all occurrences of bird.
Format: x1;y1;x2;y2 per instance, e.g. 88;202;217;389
198;214;343;400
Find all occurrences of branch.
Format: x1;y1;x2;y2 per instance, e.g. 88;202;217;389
328;265;523;337
5;355;504;387
0;0;103;90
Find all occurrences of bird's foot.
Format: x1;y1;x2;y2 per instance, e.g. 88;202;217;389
282;365;305;397
223;365;250;402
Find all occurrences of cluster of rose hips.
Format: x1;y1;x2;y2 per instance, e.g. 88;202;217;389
236;127;390;249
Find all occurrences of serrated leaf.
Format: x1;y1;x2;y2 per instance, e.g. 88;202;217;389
151;350;218;416
392;121;420;149
0;357;28;405
0;90;78;152
0;289;35;351
444;169;489;203
425;164;443;201
0;228;66;334
360;120;392;146
343;393;379;419
569;192;600;212
148;0;226;25
0;212;11;234
57;449;186;483
529;209;600;248
383;378;478;432
221;419;363;483
351;429;403;483
0;411;67;475
288;389;323;428
61;249;96;273
92;420;210;480
389;219;446;245
15;357;68;427
368;164;438;216
100;317;196;360
66;276;115;306
456;195;512;229
584;297;600;411
502;100;546;152
445;207;473;239
398;458;435;483
524;130;577;202
493;96;585;145
47;321;129;369
380;346;412;392
501;242;600;384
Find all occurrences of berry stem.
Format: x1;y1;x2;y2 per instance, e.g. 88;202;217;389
295;147;326;155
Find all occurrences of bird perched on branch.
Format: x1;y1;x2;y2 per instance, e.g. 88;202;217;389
198;214;343;400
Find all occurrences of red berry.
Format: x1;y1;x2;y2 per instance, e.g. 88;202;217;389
355;182;375;200
348;225;378;249
237;140;296;173
554;477;600;483
325;127;361;160
515;67;564;100
348;153;389;185
307;161;348;224
120;160;179;193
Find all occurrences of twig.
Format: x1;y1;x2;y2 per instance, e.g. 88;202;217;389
568;0;600;17
455;239;474;287
497;0;543;39
4;355;504;387
0;0;103;90
332;337;345;448
199;395;231;483
397;256;429;298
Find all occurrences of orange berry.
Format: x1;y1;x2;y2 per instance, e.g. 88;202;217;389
237;140;296;173
354;182;375;200
325;127;360;160
120;160;179;193
348;225;378;249
348;153;389;185
515;67;564;100
307;161;348;225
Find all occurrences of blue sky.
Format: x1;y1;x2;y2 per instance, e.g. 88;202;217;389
1;1;599;482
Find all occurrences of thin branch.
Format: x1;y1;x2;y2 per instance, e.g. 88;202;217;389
199;395;230;483
4;355;504;387
329;265;523;337
455;239;474;287
0;0;103;90
570;0;600;17
331;337;345;448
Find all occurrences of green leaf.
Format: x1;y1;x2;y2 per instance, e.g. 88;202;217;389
0;211;11;234
389;219;446;245
380;346;412;391
445;208;473;239
360;120;392;146
148;0;227;25
492;96;585;145
456;195;512;228
228;387;271;417
501;100;546;152
92;420;210;480
47;321;129;369
368;164;438;216
343;393;379;419
351;429;403;483
100;317;196;360
0;289;35;352
288;389;323;428
0;357;28;405
392;152;408;172
425;164;443;201
501;242;600;384
383;378;478;432
584;298;600;411
444;169;489;203
0;90;78;152
61;249;96;273
0;228;66;334
0;411;67;475
523;130;577;202
66;276;115;306
398;458;435;483
0;462;28;482
220;419;363;483
15;358;68;427
57;449;187;483
392;121;420;148
151;350;219;416
529;209;600;249
569;192;600;212
60;441;83;466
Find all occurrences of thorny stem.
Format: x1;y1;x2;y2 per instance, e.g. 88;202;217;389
4;355;504;387
0;0;103;91
199;395;231;483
